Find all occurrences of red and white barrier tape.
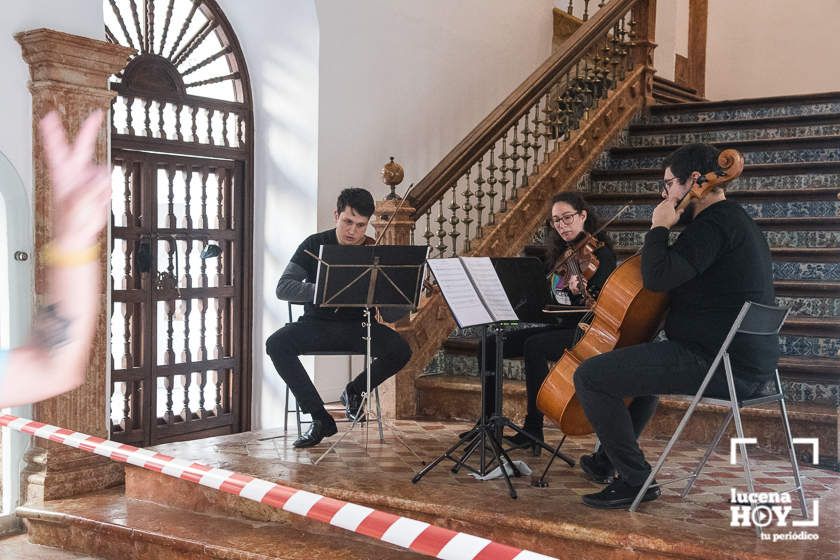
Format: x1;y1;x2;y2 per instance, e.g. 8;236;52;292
1;414;557;560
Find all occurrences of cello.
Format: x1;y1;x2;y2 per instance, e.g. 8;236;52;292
536;149;745;436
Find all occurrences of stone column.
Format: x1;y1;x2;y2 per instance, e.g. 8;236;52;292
371;197;420;418
16;28;133;502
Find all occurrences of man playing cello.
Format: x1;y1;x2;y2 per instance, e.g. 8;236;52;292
573;143;778;508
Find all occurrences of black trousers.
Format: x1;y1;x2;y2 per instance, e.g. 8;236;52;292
479;325;578;419
573;340;765;486
265;316;412;416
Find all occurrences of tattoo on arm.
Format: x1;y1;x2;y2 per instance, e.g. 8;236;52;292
32;303;72;351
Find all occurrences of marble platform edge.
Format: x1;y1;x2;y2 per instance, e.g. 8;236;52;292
119;449;818;560
17;489;423;560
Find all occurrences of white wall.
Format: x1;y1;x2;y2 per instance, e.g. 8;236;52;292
0;1;104;201
315;0;554;230
217;0;319;430
705;0;840;100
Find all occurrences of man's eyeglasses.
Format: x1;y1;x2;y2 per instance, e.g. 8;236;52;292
661;176;678;197
551;212;580;226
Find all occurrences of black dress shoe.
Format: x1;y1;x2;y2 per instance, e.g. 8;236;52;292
504;427;544;456
580;452;615;484
293;417;338;448
340;387;366;423
581;477;660;509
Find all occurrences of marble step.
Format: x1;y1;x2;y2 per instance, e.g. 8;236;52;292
586;161;840;193
638;91;840;124
415;374;839;470
628;112;840;146
0;533;101;559
597;136;840;170
17;490;424;560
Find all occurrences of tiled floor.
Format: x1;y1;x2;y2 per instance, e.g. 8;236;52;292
143;417;839;558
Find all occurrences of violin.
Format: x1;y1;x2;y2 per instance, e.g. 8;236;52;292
548;232;603;307
536;149;745;436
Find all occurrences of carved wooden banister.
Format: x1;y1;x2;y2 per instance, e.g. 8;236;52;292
374;0;657;419
409;0;644;220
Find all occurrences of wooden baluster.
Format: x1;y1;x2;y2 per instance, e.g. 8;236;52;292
121;163;133;227
191;105;199;142
183;239;193;288
121;381;131;432
166;165;177;229
221;111;230;147
509;125;521;202
473;158;486;236
175;103;183;141
121;303;132;368
461;169;474;253
236;113;244;146
531;101;544;173
566;0;573;15
520;111;532;187
214;298;225;358
181;373;192;422
625;16;637;77
435;199;447;258
217;167;227;229
109;0;135;49
207;108;215;145
126;96;135;136
447;184;460;256
198;297;208;360
485;147;498;225
498;132;510;213
200;167;209;229
168;0;200;59
163;374;175;424
423;208;433;251
183;167;193;229
144;99;152;137
211;370;222;416
583;0;591;21
157;101;165;139
159;0;175;55
197;370;208;418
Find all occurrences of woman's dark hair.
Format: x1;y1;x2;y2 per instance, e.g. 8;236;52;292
336;187;375;218
663;143;722;183
545;191;612;266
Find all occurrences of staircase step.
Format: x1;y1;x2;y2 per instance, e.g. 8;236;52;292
640;90;840;124
17;490;423;560
415;374;839;468
613;245;840;262
0;533;101;559
593;199;839;221
598;136;840;170
629;112;840;146
652;76;705;103
607;228;840;249
587;161;840;193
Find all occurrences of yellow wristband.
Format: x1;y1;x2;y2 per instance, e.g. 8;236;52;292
41;242;99;267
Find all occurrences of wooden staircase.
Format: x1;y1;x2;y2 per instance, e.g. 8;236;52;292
420;91;840;469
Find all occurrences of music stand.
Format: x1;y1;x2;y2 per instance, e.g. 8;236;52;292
310;244;427;464
411;257;573;499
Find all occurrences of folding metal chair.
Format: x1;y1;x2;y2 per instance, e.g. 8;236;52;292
281;302;383;440
629;302;808;535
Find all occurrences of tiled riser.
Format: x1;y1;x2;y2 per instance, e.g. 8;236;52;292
601;148;840;169
427;350;839;406
593;201;840;220
774;262;840;281
639;101;840;124
630;124;840;146
775;296;840;318
610;230;840;249
586;173;840;193
780;335;840;358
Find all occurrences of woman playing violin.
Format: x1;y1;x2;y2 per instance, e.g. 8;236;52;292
481;192;616;450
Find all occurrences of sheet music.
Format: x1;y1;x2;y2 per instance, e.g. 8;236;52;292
459;257;518;323
427;259;493;327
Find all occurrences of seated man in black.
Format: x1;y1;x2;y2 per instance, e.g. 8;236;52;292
266;188;412;448
573;143;778;508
